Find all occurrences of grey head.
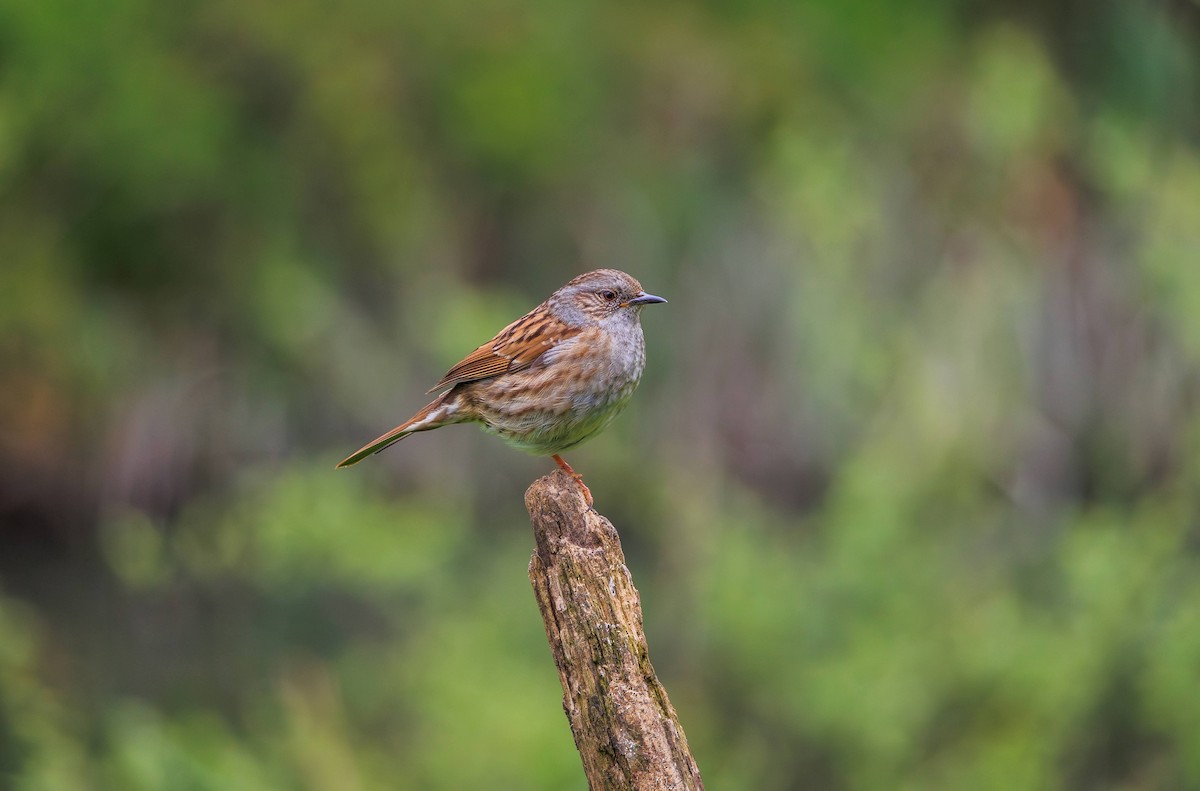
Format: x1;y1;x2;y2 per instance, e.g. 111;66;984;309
547;269;667;327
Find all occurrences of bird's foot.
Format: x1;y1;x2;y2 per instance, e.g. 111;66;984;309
551;454;594;507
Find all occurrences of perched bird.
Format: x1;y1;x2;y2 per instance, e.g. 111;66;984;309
336;269;666;505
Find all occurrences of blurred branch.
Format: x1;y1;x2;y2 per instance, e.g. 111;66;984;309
526;471;704;791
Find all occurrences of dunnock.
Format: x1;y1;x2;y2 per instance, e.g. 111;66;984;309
337;269;666;505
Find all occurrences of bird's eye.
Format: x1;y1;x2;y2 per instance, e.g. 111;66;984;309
601;290;617;301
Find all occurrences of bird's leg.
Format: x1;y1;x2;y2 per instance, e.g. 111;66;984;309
551;454;593;506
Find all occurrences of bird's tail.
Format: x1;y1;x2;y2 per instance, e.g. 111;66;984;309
335;393;461;468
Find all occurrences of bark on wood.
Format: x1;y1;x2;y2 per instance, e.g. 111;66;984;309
526;470;704;791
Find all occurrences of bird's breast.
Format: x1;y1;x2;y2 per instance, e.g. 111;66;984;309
574;321;645;394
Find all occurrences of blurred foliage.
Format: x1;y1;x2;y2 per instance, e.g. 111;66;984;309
2;0;1200;788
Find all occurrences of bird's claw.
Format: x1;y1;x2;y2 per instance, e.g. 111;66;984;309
552;454;594;507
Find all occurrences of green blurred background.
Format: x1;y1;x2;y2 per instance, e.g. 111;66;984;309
2;0;1200;788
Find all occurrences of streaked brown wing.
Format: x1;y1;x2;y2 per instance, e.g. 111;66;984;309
426;305;579;393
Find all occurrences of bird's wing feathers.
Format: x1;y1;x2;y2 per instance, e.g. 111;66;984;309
426;306;580;393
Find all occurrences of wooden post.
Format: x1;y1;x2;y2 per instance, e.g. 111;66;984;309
526;471;704;791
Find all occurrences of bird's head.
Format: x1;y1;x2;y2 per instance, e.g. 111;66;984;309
551;269;667;324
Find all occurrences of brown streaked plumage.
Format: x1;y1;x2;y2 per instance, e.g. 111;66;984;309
336;269;667;505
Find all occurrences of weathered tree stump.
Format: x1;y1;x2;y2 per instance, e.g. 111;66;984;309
526;471;704;791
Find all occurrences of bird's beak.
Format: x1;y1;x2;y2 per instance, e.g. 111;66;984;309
624;291;668;307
